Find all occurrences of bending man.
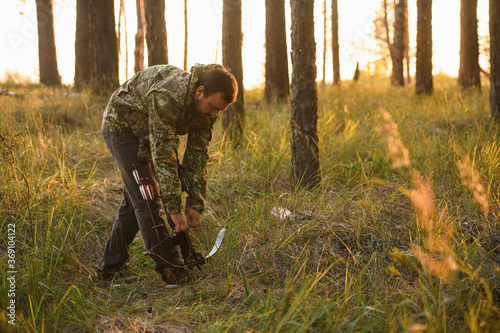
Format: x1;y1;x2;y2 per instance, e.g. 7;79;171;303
97;64;237;285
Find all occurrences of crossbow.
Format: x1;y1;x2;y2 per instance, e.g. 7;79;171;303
132;163;227;270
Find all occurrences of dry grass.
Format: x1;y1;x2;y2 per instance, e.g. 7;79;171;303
1;75;500;332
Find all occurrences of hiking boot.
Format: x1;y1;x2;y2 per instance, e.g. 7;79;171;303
162;266;190;288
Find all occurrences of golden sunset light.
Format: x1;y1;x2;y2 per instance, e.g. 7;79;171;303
0;0;491;87
2;0;500;331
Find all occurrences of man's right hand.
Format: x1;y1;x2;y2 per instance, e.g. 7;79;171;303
170;212;187;233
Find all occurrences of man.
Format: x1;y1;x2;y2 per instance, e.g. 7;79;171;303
97;64;237;286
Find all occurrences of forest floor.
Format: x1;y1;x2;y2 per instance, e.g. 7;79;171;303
1;74;500;332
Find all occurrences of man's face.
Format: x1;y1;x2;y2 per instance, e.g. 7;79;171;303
193;86;231;118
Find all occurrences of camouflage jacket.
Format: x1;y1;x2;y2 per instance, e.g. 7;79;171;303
102;64;221;214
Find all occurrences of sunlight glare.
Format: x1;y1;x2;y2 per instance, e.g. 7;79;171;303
0;0;491;87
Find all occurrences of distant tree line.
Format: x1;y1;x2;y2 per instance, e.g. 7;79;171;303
34;0;500;189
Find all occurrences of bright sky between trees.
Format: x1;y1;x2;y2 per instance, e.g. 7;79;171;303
0;0;490;88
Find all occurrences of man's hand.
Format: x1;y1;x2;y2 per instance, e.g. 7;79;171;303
170;212;187;233
186;207;201;228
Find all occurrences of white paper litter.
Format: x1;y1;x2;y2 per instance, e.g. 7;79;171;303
271;207;293;220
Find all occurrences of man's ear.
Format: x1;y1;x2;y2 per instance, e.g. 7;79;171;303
195;86;204;98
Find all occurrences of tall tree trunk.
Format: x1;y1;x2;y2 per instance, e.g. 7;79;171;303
74;0;92;90
265;0;289;103
144;0;168;66
392;0;405;86
118;0;128;78
458;0;480;90
404;2;411;84
134;0;145;73
183;0;188;71
36;0;61;86
416;0;433;95
91;0;119;91
490;0;500;120
290;0;320;189
332;0;341;86
222;0;245;146
74;0;118;92
383;0;392;59
322;0;327;86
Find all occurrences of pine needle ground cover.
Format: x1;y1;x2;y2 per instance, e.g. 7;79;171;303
1;76;499;332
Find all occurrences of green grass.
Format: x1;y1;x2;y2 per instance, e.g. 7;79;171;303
1;75;500;332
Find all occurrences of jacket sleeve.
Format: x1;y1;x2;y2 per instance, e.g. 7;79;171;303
148;91;183;214
182;115;217;213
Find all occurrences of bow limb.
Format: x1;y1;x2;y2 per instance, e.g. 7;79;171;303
145;251;188;269
205;226;228;259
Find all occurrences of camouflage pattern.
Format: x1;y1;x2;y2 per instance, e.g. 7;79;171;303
102;64;221;214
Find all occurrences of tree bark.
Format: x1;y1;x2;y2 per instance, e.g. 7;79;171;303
118;0;128;78
144;0;168;66
91;0;119;91
383;0;392;58
458;0;480;90
134;0;145;73
74;0;92;90
332;0;341;86
290;0;320;189
222;0;245;146
391;0;405;86
183;0;188;71
265;0;290;102
416;0;433;95
36;0;61;86
74;0;118;92
322;0;327;86
490;0;500;120
404;2;411;84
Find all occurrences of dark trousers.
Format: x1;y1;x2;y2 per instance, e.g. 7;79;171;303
97;130;179;275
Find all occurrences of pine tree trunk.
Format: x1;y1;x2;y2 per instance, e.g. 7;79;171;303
322;0;327;86
332;0;341;86
118;0;128;78
392;0;405;86
74;0;92;90
74;0;118;92
134;0;145;73
145;0;168;66
416;0;433;95
36;0;61;86
91;0;119;92
458;0;480;89
265;0;289;103
490;0;500;120
383;0;392;59
290;0;320;189
404;2;411;84
222;0;245;146
183;0;188;71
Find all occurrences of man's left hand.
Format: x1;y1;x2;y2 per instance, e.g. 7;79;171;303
186;207;201;228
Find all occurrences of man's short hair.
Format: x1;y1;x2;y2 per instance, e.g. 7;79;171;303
197;67;238;104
